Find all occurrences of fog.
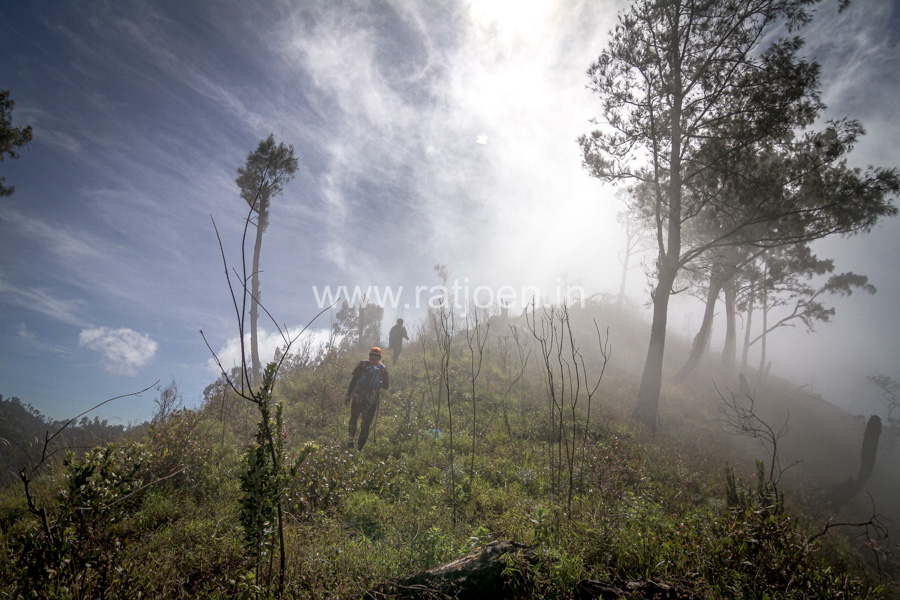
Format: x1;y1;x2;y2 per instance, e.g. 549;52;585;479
1;0;898;438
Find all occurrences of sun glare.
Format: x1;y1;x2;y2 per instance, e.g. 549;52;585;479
468;0;556;46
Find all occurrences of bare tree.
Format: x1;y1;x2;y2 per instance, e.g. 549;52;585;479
717;387;797;504
427;263;459;523
614;203;653;311
497;325;531;438
152;377;183;425
18;384;157;546
465;307;489;488
867;374;900;426
527;302;609;512
745;249;875;376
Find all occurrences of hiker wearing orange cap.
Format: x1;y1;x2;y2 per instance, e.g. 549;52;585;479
345;346;390;449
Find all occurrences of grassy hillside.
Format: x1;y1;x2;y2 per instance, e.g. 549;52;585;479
1;301;896;599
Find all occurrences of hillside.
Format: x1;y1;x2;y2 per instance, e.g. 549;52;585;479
0;301;896;599
0;396;139;488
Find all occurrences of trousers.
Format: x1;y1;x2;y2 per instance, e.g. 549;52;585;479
348;390;379;449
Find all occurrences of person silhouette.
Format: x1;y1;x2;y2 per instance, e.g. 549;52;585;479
388;318;409;363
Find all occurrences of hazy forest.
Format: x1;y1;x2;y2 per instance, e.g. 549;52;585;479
4;0;900;598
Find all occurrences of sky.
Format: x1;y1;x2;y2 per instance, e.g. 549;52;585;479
1;0;898;425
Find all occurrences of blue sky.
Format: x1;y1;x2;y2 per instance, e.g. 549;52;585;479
1;0;898;424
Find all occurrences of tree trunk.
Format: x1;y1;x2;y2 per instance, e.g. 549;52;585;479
250;222;264;386
635;7;683;433
858;415;882;484
758;283;768;377
827;415;882;509
741;279;756;373
673;274;722;383
720;277;737;371
635;263;677;432
616;229;634;311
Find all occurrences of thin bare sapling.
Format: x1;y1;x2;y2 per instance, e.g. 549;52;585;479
201;210;331;597
526;301;609;512
465;306;490;489
497;324;531;438
717;386;797;514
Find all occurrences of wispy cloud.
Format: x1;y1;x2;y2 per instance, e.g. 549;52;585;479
804;1;898;114
16;323;35;340
100;8;268;133
266;0;624;293
2;208;143;308
9;321;72;357
0;278;91;328
13;209;106;263
78;326;158;376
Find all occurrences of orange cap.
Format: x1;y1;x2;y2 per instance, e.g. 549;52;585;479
369;347;382;356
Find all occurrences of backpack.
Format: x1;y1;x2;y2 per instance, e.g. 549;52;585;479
354;361;384;395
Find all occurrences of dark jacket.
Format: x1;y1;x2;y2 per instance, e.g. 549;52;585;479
347;360;390;396
389;324;409;348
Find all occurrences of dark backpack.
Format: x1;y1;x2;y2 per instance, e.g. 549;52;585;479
355;361;384;394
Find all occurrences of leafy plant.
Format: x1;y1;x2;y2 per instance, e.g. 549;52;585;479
725;460;784;516
239;362;316;592
13;444;147;598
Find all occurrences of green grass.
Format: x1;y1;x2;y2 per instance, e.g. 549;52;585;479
0;306;895;599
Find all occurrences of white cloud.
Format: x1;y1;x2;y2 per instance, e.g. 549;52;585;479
207;327;333;374
79;327;158;375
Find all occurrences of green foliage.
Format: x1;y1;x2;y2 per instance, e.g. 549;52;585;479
0;305;891;599
530;505;554;546
11;444;147;598
419;526;452;569
0;89;33;197
286;445;406;519
235;134;298;229
502;545;586;600
0;395;134;488
725;460;785;517
238;362;316;593
240;434;280;563
146;408;220;495
332;301;384;354
342;491;387;540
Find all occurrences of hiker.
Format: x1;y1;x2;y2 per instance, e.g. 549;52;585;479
388;318;409;363
346;346;390;450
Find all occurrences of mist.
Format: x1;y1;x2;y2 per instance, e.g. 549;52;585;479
4;2;900;594
0;0;897;434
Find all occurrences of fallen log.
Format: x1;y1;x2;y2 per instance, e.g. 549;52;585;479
365;540;536;599
576;579;706;599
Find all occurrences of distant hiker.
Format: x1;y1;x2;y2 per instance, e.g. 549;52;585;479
389;318;409;363
346;346;390;450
